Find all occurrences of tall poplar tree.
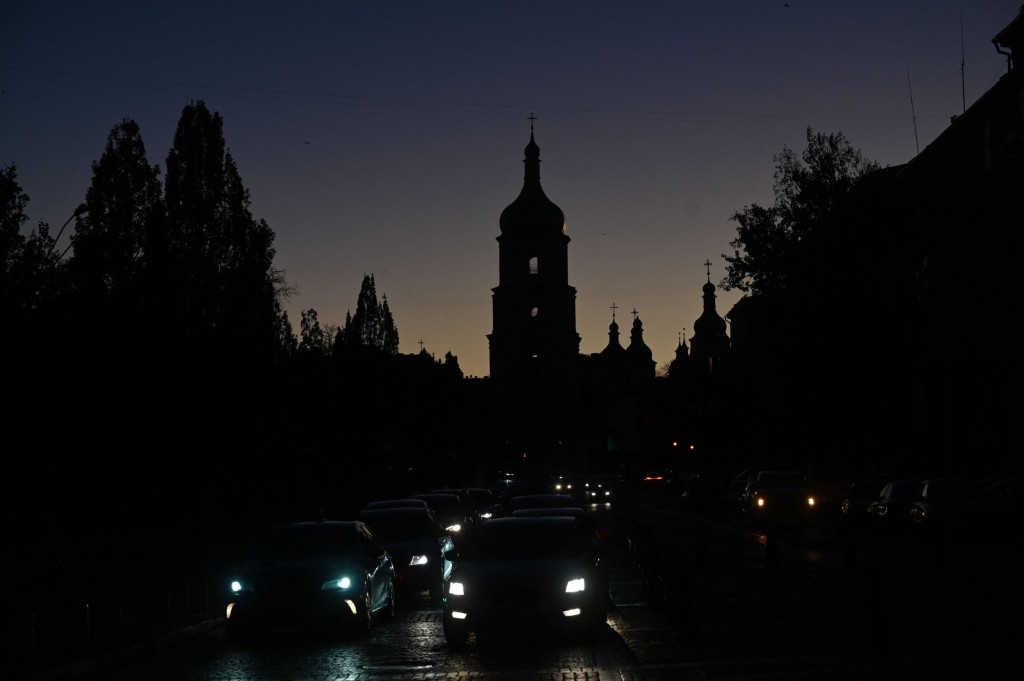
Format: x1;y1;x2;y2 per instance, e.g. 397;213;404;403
69;119;164;332
337;273;399;355
163;100;289;363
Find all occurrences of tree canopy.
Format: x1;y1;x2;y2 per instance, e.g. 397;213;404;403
162;100;291;363
69;119;164;323
0;163;61;324
336;273;399;355
722;127;881;296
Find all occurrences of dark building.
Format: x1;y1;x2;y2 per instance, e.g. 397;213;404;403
725;7;1024;477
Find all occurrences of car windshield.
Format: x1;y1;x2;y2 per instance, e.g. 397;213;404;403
758;472;805;488
415;496;462;514
466;520;585;560
360;516;438;541
245;524;359;561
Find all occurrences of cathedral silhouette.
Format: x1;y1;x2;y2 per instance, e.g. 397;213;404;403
485;118;729;475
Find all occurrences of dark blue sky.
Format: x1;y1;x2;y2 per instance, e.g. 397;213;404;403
2;1;1018;377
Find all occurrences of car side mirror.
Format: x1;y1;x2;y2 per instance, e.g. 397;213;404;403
443;548;459;562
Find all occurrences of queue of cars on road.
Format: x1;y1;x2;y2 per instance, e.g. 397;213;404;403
222;477;614;646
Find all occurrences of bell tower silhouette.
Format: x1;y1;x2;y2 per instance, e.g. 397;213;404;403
487;116;581;462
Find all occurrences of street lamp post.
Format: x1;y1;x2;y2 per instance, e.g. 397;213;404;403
54;203;87;261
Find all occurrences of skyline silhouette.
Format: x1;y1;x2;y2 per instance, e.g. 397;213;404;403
2;1;1019;377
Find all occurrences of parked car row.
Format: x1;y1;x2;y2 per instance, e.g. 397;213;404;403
675;467;1022;543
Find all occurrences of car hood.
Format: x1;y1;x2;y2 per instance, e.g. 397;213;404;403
453;557;593;586
377;537;445;557
234;556;366;582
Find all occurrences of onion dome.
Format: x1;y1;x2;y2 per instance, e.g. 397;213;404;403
499;129;566;235
626;315;653;361
601;313;626;357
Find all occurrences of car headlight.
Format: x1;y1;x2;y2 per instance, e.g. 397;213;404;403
321;576;353;591
447;524;462;533
409;555;429;566
756;497;766;508
230;579;250;594
449;581;465;596
807;497;816;507
565;578;585;593
480;511;493;519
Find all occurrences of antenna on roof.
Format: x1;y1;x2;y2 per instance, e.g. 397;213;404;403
907;71;920;156
960;12;967;114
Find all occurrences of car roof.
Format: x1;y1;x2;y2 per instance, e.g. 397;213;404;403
358;507;434;519
408;493;465;512
511;506;587;518
364;498;429;509
484;515;578;528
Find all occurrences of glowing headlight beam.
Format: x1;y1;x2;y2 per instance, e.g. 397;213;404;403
565;578;585;593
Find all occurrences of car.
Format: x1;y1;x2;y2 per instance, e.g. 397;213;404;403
909;477;993;537
866;479;922;533
575;474;617;507
441;516;609;647
678;469;733;511
504;493;579;515
466;487;503;520
726;468;759;511
839;478;890;521
641;468;673;486
356;506;455;602
224;520;395;640
408;493;476;545
742;470;819;526
432;487;481;526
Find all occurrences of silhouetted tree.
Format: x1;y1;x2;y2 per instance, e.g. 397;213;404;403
68;119;164;333
722;127;881;296
277;309;297;356
1;164;61;323
298;308;329;357
164;100;291;363
336;273;399;355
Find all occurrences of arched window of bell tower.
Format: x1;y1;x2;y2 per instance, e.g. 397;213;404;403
529;256;539;274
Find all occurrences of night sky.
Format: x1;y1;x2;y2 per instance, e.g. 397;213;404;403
3;1;1018;378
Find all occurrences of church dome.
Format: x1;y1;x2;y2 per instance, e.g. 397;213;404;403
499;130;566;236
